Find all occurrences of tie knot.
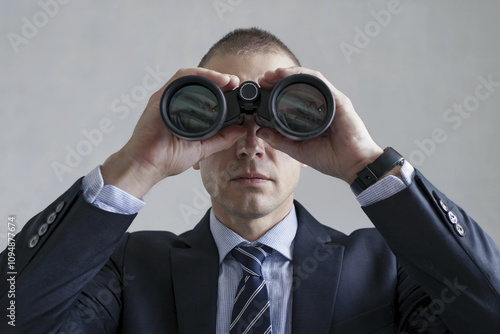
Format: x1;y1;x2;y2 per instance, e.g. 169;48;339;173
231;245;269;277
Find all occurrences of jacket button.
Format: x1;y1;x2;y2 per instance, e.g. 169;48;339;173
29;235;39;248
447;211;458;225
455;223;466;236
47;212;57;224
439;199;448;212
38;223;49;236
55;201;65;213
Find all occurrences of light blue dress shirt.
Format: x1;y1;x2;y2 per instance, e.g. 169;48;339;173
209;208;296;333
81;161;415;333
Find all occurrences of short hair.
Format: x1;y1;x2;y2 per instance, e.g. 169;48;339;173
198;27;301;67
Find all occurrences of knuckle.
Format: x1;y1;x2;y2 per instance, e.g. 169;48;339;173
312;69;322;77
175;68;190;76
338;95;353;107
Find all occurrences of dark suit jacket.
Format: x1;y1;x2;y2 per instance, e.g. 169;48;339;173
1;170;499;333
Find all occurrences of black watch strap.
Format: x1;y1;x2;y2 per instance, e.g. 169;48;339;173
351;147;405;193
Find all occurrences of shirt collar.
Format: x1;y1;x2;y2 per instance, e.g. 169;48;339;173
209;205;298;264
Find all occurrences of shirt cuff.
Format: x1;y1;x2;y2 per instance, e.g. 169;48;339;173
353;160;415;207
82;166;145;215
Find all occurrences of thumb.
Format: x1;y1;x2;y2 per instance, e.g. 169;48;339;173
199;125;247;159
257;127;304;159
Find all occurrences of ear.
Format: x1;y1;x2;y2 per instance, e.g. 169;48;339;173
193;162;200;170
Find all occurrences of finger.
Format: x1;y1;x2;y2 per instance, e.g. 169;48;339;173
260;66;334;90
278;67;348;98
256;127;307;162
166;68;239;91
150;68;239;105
198;125;246;160
260;66;351;108
259;70;283;90
178;68;240;91
258;66;303;89
219;74;240;92
191;68;240;91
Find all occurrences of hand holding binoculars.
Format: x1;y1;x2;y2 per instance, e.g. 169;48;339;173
160;74;335;141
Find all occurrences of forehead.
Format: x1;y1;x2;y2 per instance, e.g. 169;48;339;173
203;53;297;83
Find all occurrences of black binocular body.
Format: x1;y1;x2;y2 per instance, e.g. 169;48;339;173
160;74;335;141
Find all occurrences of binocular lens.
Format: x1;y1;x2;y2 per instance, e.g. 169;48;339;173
161;74;334;141
274;83;328;133
167;85;220;134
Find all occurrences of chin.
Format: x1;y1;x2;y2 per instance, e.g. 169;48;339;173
224;196;286;219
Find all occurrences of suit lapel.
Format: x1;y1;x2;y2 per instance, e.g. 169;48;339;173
170;212;219;333
291;202;345;334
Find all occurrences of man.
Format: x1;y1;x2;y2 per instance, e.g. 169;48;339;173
1;28;499;333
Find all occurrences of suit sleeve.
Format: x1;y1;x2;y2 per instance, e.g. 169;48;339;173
0;178;136;333
362;169;500;333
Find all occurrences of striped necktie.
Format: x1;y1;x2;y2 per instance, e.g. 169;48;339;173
230;245;272;334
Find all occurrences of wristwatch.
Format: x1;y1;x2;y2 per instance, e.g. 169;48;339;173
351;147;405;193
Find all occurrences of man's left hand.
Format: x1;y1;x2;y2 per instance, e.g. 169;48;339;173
258;66;384;184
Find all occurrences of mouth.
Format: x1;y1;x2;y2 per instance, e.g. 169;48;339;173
230;172;271;185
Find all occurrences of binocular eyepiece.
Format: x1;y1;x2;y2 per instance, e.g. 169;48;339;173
160;74;335;141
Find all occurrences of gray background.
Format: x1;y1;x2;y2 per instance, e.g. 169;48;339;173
1;0;499;250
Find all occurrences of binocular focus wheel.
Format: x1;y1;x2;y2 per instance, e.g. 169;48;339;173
238;82;260;101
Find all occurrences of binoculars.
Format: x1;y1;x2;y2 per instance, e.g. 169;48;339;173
160;74;335;141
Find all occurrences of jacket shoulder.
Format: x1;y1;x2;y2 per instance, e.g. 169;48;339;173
119;229;190;254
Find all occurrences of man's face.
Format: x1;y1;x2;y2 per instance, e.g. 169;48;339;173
194;53;305;223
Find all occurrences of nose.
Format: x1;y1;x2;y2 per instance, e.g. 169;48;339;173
235;116;266;159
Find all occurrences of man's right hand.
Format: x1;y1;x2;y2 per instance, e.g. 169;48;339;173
101;68;246;199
